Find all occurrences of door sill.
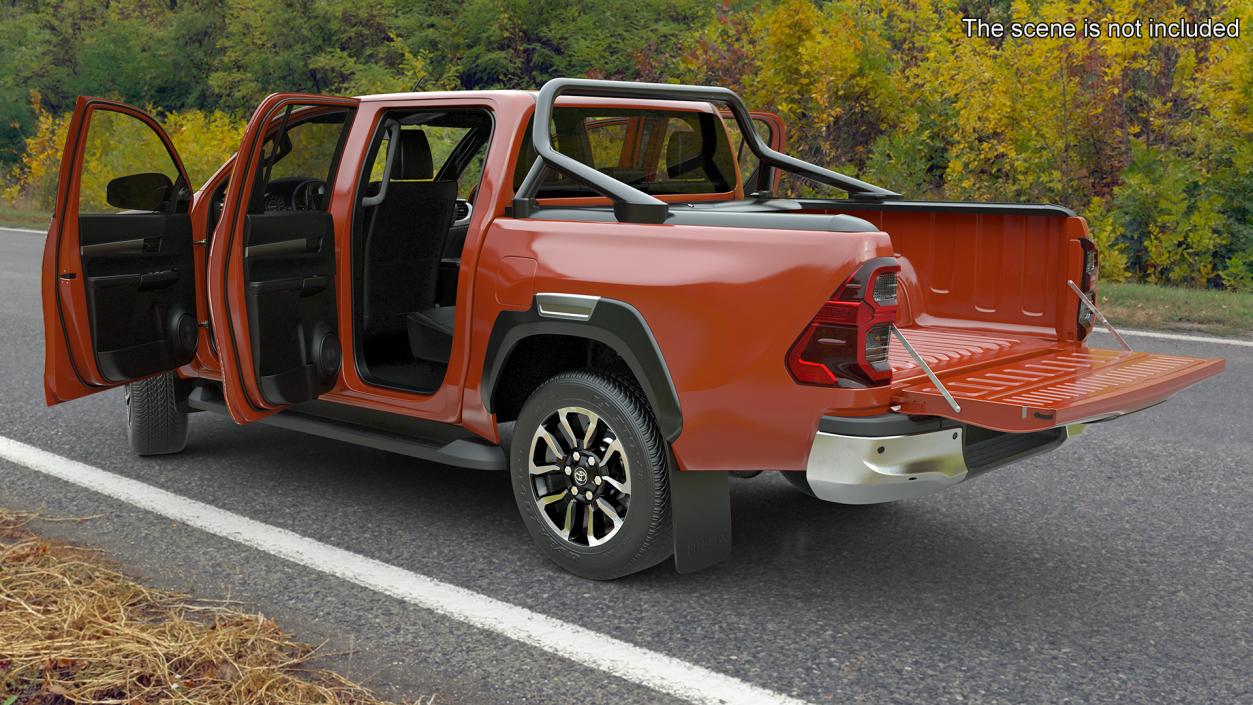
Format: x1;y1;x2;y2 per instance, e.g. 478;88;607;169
186;385;505;471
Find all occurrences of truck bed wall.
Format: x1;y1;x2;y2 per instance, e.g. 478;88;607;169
808;206;1090;340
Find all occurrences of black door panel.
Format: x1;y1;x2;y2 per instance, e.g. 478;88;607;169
78;213;197;381
242;210;339;405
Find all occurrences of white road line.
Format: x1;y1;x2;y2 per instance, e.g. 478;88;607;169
1097;327;1253;348
0;436;811;705
0;226;47;235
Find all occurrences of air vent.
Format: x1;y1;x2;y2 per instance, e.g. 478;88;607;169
453;201;471;222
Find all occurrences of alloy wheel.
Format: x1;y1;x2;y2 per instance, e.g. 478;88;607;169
527;406;631;547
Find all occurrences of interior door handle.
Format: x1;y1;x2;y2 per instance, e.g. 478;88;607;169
137;269;179;291
299;275;328;296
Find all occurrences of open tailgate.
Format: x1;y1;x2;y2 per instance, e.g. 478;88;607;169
893;346;1224;433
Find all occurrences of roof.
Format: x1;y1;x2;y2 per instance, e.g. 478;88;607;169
356;90;720;113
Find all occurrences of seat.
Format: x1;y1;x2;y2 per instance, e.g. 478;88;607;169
360;128;459;365
406;306;456;364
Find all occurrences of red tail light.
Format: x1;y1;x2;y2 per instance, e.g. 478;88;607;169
786;259;900;387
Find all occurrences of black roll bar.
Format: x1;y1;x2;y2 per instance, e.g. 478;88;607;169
512;78;901;224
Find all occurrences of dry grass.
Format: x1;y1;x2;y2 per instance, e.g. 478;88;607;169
0;509;417;705
1098;282;1253;338
0;208;50;230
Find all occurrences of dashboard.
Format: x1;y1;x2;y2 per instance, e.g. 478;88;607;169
211;176;326;223
261;177;327;212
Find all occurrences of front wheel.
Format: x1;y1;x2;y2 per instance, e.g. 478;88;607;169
510;371;673;580
125;372;189;456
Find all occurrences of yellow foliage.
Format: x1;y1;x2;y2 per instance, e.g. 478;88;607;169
2;108;69;210
4;106;243;211
1084;196;1131;282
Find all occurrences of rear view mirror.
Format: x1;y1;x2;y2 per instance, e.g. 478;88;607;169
106;172;173;211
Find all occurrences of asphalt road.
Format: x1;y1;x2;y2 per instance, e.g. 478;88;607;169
2;226;1250;705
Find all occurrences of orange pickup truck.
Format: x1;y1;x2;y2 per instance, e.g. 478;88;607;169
41;79;1224;579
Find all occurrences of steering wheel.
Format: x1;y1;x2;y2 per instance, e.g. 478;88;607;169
291;179;326;211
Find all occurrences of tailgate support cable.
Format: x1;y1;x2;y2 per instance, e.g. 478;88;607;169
1066;280;1133;352
891;325;961;414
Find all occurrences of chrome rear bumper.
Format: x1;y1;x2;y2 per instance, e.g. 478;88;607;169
803;416;1072;504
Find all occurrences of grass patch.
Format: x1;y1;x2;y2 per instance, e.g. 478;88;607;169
1098;282;1253;338
0;208;50;231
0;508;423;705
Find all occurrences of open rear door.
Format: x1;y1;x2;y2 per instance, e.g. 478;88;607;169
892;342;1224;433
208;93;357;424
42;97;199;405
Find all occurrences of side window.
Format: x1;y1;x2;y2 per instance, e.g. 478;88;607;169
78;109;186;214
422;125;485;200
658;118;707;183
585;118;628;169
721;115;774;192
359;110;493;204
367;130;391;182
252;108;352;213
454;144;488;200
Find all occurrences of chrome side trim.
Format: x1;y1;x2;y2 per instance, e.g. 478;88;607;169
805;427;968;504
536;293;600;321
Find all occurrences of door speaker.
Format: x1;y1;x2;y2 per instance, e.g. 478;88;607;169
314;331;341;382
172;313;198;354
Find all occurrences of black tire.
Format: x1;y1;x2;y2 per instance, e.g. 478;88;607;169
510;370;673;580
125;372;189;456
781;470;816;497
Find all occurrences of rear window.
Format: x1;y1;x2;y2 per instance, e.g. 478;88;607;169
513;107;738;197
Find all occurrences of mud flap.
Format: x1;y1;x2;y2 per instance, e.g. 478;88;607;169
668;464;731;573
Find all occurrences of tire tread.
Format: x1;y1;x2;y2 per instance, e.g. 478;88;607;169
126;372;189;456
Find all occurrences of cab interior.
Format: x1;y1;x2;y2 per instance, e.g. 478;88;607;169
352;108;492;393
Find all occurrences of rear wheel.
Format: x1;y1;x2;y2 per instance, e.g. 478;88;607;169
124;372;188;456
510;371;673;580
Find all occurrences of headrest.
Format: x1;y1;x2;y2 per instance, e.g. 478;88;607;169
665;132;703;179
395;129;433;180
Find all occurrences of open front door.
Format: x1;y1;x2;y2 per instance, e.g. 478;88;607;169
208;94;357;424
42;97;199;405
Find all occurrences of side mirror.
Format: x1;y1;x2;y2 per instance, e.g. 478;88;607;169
106;172;174;211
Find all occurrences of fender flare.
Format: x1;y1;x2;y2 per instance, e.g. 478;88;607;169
480;296;683;442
